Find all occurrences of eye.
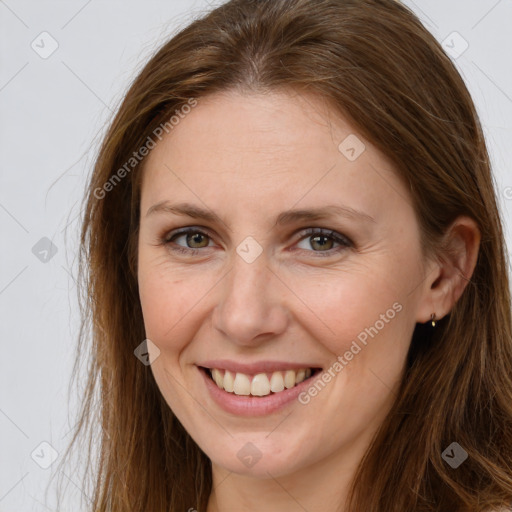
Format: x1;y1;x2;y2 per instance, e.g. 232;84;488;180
163;228;214;255
295;228;352;256
161;226;352;257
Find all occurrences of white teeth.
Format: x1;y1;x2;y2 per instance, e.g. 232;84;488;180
251;373;271;396
233;373;251;395
212;368;223;388
209;367;314;396
269;372;285;392
223;370;234;392
284;370;296;389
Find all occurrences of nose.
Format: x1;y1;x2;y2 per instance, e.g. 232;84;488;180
212;249;290;347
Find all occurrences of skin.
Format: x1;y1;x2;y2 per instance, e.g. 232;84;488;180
137;89;480;512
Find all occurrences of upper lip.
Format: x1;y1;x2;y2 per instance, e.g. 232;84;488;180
197;360;322;374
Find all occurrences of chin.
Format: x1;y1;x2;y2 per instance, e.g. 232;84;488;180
203;432;311;479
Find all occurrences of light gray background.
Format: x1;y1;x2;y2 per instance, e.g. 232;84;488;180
0;1;511;510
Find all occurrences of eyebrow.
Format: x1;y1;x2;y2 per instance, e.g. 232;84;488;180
145;201;376;225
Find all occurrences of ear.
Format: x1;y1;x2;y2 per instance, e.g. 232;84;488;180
416;216;481;324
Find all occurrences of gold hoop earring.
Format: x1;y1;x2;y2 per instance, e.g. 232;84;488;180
431;313;437;327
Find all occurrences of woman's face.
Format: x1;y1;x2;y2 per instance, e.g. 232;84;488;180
137;90;433;479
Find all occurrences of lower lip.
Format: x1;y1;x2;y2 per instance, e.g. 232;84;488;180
198;367;319;417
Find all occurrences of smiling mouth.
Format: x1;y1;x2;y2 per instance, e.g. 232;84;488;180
200;367;322;397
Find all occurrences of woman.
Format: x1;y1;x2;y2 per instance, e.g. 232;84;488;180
61;0;512;510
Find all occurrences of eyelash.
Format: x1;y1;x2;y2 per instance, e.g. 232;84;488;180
161;227;353;257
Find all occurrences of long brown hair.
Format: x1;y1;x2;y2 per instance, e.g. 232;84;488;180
57;0;512;510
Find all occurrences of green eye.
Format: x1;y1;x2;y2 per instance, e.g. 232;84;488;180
295;228;352;256
162;226;352;257
164;228;213;255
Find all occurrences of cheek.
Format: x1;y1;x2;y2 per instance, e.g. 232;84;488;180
138;261;196;351
290;264;409;357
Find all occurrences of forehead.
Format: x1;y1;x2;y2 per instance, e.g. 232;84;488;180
145;90;366;171
140;90;408;225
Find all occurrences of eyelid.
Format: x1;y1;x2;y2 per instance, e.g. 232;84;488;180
161;225;353;255
163;226;214;244
297;227;352;246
